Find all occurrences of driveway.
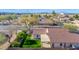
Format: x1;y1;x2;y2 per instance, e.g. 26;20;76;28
41;34;51;48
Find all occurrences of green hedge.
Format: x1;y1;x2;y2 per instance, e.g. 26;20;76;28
23;45;41;48
23;40;41;48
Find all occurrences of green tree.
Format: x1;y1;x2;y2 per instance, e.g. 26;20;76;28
74;14;79;19
52;11;56;16
69;17;74;21
20;15;38;25
16;31;26;41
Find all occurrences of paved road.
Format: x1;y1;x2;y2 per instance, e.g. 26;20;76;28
0;25;63;30
0;25;27;30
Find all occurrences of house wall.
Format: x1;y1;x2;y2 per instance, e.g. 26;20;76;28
52;43;79;48
53;43;66;48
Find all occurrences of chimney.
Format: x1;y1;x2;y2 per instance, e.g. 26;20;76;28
46;28;48;33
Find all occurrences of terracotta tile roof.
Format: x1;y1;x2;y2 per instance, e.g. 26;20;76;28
32;28;79;43
32;28;46;35
48;28;79;43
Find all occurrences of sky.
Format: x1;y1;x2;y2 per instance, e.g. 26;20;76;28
0;9;79;14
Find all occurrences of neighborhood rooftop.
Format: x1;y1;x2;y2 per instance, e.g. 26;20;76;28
32;27;79;43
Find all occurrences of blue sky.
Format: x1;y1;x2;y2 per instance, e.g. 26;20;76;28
0;9;79;13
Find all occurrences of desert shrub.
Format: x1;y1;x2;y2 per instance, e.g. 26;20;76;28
64;23;78;32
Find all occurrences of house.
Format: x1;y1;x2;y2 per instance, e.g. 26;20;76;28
59;14;70;23
48;28;79;49
32;28;46;39
71;20;79;27
31;28;51;48
31;27;79;49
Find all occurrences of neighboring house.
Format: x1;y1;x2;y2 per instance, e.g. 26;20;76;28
59;15;70;23
31;27;79;49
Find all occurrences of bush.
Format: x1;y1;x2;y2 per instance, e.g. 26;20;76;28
26;34;32;40
23;45;41;48
11;41;20;47
64;23;78;32
23;40;41;48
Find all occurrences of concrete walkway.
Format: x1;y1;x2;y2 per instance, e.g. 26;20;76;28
41;34;51;48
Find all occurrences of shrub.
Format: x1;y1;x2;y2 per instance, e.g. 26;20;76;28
26;34;32;40
23;40;41;48
11;41;20;47
23;45;41;48
64;23;78;32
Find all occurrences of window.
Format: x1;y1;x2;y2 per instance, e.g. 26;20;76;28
64;43;66;48
35;34;40;39
60;43;62;46
69;44;72;48
52;43;54;48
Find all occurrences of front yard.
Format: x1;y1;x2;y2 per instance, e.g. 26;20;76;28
10;31;41;48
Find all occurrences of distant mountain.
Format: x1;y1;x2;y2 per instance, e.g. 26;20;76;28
0;9;79;14
0;9;53;14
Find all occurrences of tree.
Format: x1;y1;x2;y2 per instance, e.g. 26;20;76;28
20;15;29;24
69;17;74;21
20;14;38;25
0;14;17;22
52;11;56;15
16;31;26;41
74;14;79;20
52;11;56;16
